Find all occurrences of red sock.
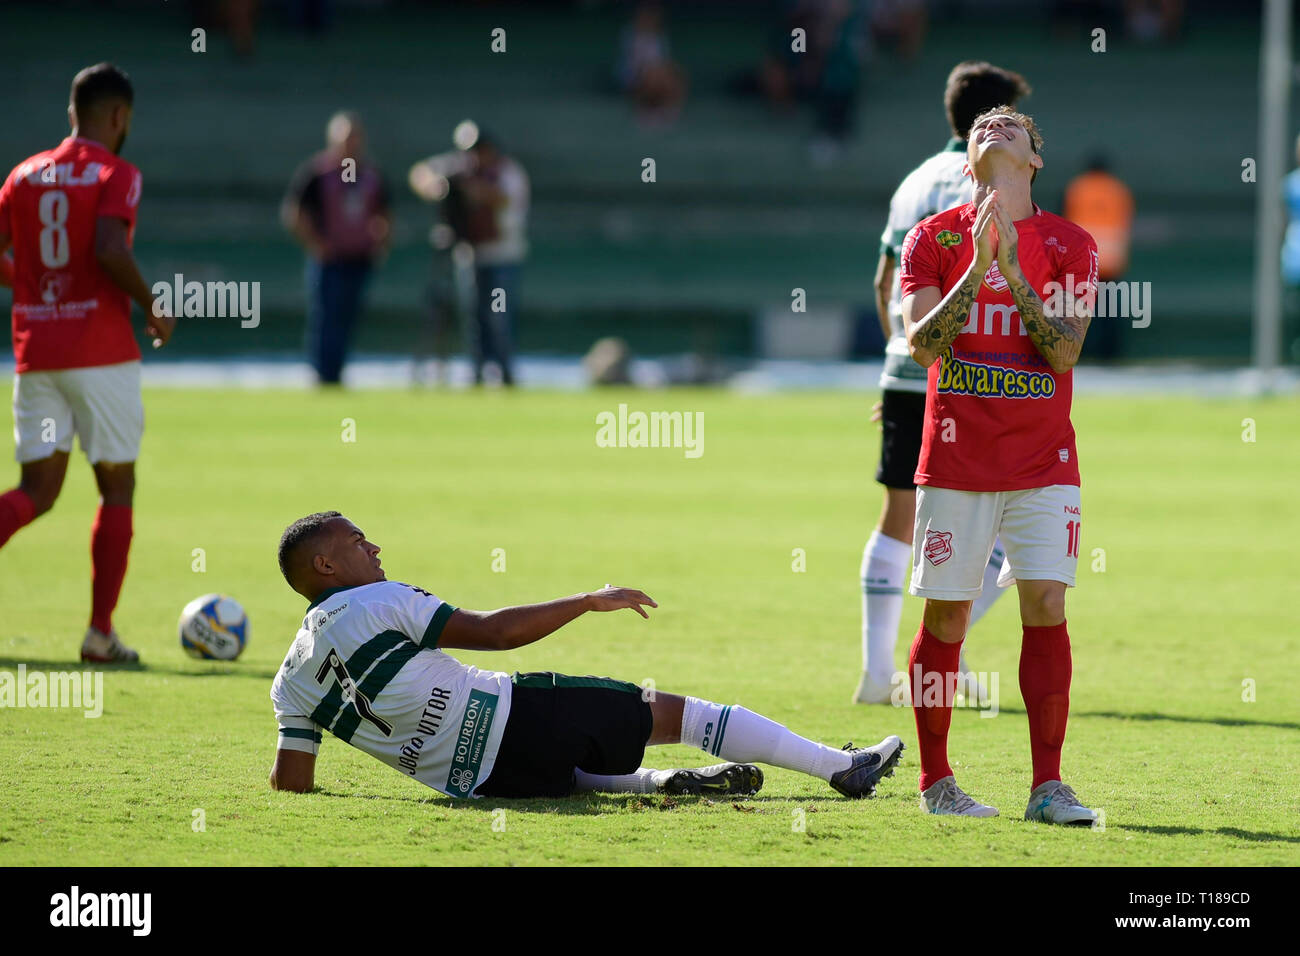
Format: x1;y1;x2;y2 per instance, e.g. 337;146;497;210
90;504;133;634
909;623;962;792
1020;621;1072;790
0;488;37;548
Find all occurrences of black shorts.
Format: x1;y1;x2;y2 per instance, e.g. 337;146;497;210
874;389;926;490
474;672;654;798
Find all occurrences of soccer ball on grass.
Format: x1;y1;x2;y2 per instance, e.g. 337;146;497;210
179;594;249;661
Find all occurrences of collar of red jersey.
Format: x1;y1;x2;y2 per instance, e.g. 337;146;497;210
64;135;112;152
962;200;1043;221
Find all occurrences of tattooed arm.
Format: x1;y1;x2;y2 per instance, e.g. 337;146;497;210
903;267;982;368
993;199;1091;374
904;193;997;368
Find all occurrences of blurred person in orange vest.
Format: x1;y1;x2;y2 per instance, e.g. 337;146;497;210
1063;155;1133;361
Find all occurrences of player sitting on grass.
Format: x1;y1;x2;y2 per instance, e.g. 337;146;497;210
269;511;904;801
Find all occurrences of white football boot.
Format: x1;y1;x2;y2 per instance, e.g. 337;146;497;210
1024;780;1098;826
852;670;908;705
81;626;140;664
920;775;999;817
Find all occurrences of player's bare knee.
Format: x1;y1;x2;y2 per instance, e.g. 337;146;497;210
19;477;62;516
923;600;970;642
93;463;136;505
1019;584;1065;626
647;692;685;745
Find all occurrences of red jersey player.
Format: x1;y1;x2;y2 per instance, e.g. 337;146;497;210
0;63;174;662
899;106;1099;824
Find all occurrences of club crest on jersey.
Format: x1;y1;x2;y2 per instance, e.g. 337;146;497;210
983;262;1009;293
936;229;963;248
924;530;953;567
39;272;70;305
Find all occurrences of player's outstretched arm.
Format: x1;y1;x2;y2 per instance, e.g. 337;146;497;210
269;748;316;793
94;216;174;348
438;587;657;652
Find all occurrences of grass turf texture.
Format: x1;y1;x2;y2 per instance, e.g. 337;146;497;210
0;386;1297;866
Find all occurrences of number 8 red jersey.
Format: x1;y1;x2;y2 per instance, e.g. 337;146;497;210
0;136;143;373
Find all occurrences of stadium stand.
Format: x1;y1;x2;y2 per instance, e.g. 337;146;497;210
0;1;1271;363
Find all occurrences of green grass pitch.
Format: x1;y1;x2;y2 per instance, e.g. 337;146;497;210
0;386;1296;866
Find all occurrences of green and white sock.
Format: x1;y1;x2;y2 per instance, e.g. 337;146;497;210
680;697;852;781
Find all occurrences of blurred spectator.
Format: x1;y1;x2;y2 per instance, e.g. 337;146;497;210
746;0;869;151
282;112;391;385
223;0;259;56
409;140;475;386
1126;0;1184;43
1281;136;1300;287
1064;155;1134;361
190;0;260;57
584;338;633;386
808;0;867;166
412;124;529;387
870;0;927;60
616;2;688;126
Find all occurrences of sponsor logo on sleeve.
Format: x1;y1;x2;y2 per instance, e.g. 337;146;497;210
936;229;963;248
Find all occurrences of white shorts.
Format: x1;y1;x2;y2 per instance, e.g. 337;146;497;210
910;484;1081;600
12;361;144;465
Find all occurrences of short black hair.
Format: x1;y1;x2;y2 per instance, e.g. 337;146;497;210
70;63;134;120
944;61;1031;141
278;511;343;587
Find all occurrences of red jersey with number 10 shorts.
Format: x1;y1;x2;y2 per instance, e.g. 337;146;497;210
899;202;1098;492
0;137;143;373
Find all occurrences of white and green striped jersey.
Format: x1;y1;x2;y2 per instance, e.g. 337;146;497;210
270;580;513;799
878;138;973;393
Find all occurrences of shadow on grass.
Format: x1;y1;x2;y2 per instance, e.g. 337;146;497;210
0;656;279;680
1075;710;1300;732
311;788;828;813
1116;824;1300;844
960;706;1300;732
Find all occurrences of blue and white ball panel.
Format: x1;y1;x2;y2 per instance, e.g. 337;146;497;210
179;593;249;660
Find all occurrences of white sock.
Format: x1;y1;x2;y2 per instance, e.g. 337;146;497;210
680;697;852;781
968;537;1008;630
573;767;663;794
861;530;912;684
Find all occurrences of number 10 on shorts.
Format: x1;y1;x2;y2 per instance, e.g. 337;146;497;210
1066;520;1081;558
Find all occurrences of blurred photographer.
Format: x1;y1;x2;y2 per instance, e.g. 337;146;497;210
410;123;529;386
